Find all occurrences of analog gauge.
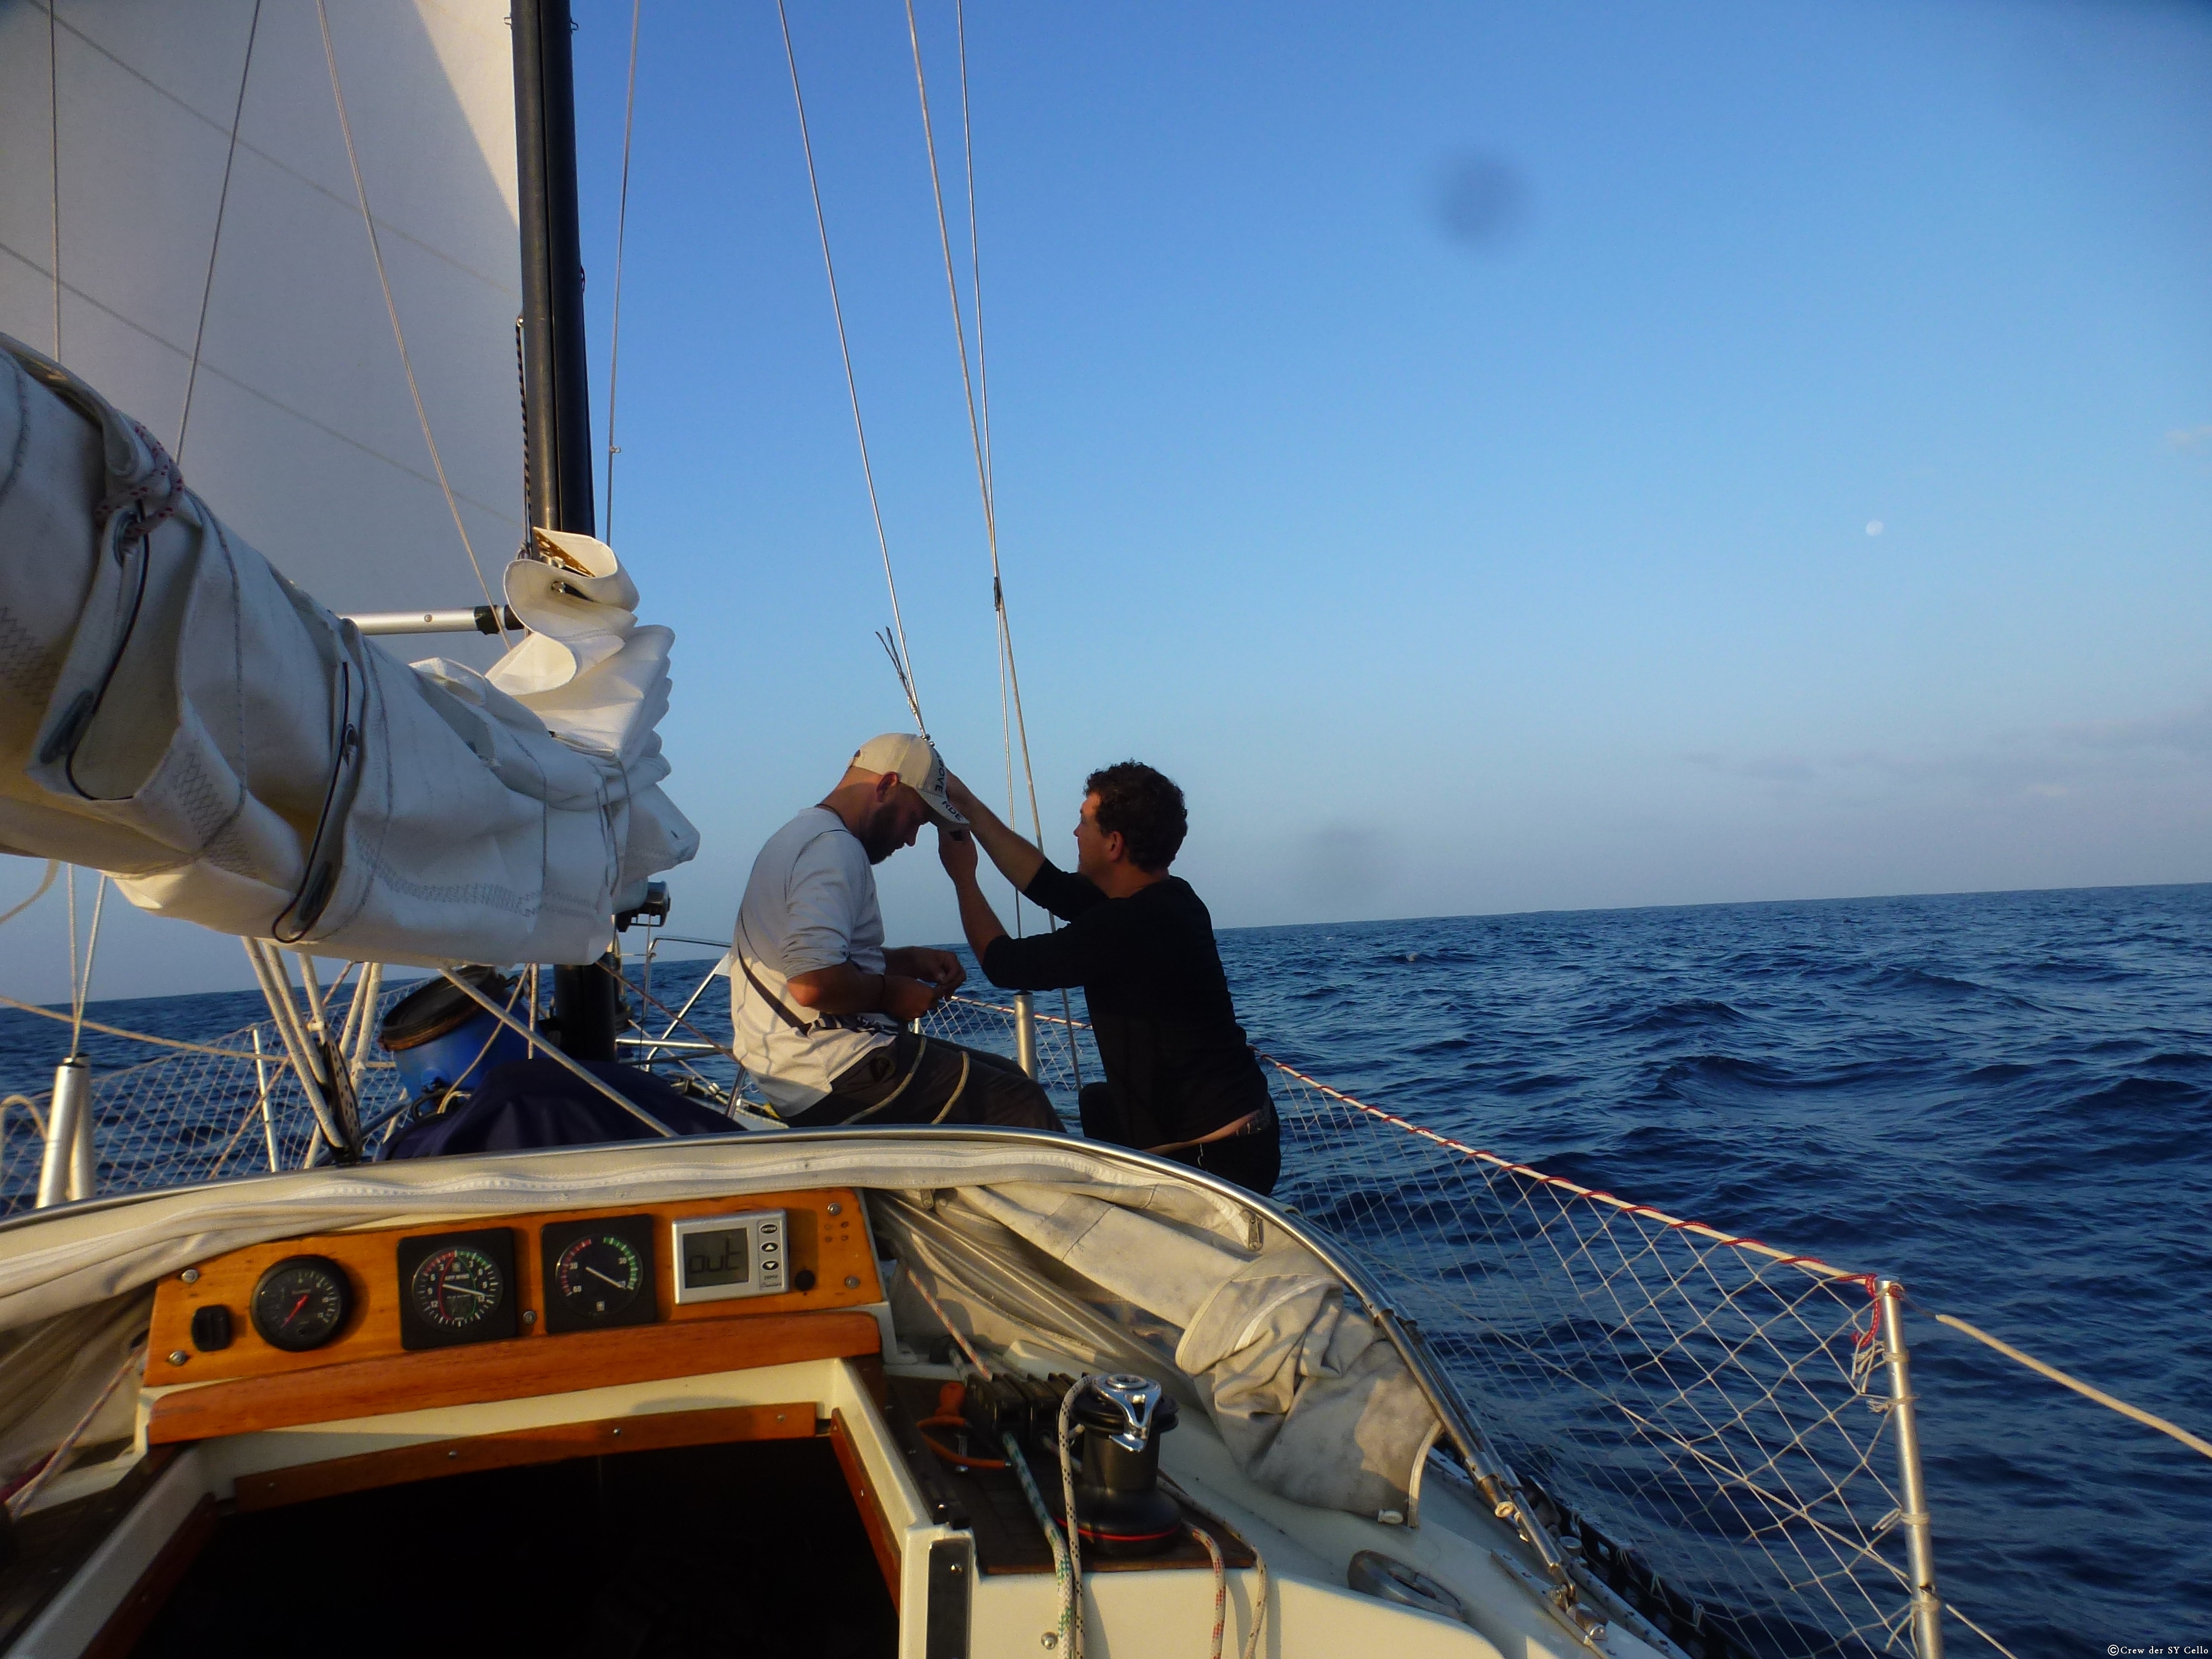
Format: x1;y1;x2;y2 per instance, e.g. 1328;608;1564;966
250;1255;352;1352
540;1214;658;1333
410;1246;505;1330
557;1236;641;1316
396;1228;519;1350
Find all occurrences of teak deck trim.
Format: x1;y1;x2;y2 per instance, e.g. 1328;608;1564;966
147;1309;882;1443
831;1407;904;1609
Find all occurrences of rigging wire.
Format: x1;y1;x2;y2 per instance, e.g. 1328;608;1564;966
904;3;1082;1081
602;0;643;543
902;0;993;560
953;0;995;509
67;871;106;1058
177;0;263;461
775;0;925;734
47;0;60;358
313;0;508;641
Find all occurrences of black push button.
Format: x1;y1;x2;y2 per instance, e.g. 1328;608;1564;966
190;1304;233;1352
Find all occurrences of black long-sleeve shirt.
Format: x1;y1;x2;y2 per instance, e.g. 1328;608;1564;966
981;861;1270;1147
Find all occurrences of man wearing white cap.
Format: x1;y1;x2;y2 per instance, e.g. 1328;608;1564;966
729;734;1060;1131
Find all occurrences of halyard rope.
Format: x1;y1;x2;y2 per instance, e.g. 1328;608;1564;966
1006;1433;1075;1652
775;0;925;732
603;0;643;543
905;1262;992;1380
177;0;263;460
313;0;506;639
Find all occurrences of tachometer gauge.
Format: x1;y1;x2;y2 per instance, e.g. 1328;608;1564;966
250;1255;352;1352
540;1214;657;1333
396;1228;519;1350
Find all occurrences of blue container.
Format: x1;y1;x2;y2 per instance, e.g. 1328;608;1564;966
380;970;533;1100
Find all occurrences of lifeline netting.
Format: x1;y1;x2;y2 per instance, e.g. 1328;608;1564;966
919;997;1929;1659
0;996;413;1209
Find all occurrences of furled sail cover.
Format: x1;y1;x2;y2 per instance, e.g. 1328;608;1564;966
0;337;695;965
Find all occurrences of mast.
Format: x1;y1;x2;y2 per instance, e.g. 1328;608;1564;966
513;0;620;1060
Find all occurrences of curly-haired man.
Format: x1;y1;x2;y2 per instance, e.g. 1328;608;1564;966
938;761;1280;1194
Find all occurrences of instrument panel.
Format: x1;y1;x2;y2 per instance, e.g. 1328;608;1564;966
147;1189;878;1388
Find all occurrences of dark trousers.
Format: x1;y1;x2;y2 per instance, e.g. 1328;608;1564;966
791;1033;1061;1132
1078;1082;1282;1197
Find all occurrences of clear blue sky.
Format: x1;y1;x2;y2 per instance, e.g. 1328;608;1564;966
11;0;2211;999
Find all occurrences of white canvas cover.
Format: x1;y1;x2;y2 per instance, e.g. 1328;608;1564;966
0;1134;1444;1520
0;336;696;964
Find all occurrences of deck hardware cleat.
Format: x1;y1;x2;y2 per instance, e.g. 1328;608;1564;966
1348;1550;1478;1626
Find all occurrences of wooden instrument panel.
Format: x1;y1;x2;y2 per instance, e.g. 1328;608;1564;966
146;1188;880;1389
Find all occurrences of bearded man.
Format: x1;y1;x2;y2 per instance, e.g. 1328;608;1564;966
729;734;1059;1131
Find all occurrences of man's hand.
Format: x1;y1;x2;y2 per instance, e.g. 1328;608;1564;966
944;770;980;822
880;975;941;1023
941;771;1045;890
888;945;967;996
938;821;980;884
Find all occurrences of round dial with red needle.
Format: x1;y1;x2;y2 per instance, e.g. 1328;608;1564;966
249;1256;352;1352
552;1233;644;1322
408;1245;507;1332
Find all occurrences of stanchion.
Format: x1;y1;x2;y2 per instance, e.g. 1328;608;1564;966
34;1056;94;1207
1878;1280;1945;1659
1014;992;1038;1080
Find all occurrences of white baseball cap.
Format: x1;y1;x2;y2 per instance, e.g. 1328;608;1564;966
852;733;967;828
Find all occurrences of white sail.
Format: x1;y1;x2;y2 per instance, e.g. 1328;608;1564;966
0;0;524;619
0;0;697;963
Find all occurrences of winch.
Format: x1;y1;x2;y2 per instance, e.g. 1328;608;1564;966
1062;1373;1182;1557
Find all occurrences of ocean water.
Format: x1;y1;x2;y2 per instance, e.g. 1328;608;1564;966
3;881;2205;1651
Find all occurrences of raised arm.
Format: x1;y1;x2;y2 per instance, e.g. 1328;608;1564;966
943;772;1044;891
937;823;1009;964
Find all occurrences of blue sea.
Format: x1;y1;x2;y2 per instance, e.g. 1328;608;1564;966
4;881;2206;1652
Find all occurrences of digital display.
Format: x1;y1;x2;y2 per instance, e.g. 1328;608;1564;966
683;1226;751;1289
670;1209;785;1305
